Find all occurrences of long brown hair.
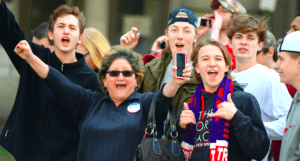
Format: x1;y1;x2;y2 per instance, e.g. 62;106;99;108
227;14;266;43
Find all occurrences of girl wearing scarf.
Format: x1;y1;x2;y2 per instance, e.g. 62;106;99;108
176;39;270;161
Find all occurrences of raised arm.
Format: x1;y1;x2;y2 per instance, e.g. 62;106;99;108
162;63;191;97
0;0;44;72
14;40;95;123
14;40;49;78
210;11;222;41
120;27;140;50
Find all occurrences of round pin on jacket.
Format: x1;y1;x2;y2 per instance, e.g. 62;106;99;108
128;103;140;113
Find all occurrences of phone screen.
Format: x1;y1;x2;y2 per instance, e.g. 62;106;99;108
159;42;165;49
200;18;212;27
176;53;186;78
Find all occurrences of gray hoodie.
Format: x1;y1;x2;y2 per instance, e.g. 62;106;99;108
279;92;300;161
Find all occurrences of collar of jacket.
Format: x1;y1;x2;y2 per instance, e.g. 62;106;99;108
51;52;90;72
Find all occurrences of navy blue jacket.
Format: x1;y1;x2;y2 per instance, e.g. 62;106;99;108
0;0;100;160
44;66;171;161
176;82;270;161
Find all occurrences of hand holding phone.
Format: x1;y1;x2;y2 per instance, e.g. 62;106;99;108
159;42;165;49
175;52;187;78
198;17;212;28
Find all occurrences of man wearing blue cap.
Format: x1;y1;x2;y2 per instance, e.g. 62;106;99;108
120;8;198;134
275;31;300;161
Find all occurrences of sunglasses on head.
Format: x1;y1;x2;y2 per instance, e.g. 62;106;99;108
106;70;135;77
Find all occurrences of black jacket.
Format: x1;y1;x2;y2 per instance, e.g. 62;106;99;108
0;0;100;160
176;81;270;161
44;66;170;161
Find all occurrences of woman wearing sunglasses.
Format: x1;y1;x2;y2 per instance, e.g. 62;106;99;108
13;41;191;161
177;39;269;161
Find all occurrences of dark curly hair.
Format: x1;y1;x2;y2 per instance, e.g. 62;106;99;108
49;5;85;35
227;14;267;43
190;39;233;83
98;45;144;93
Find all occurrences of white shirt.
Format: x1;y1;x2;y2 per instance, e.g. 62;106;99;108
232;64;292;161
232;64;292;140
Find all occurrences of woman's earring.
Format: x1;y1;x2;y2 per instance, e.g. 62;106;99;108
102;86;108;92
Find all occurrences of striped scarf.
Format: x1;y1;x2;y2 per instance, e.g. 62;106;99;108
181;76;234;161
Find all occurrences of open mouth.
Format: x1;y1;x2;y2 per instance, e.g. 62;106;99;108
116;84;126;90
208;71;218;78
176;43;184;48
238;48;248;53
62;37;70;45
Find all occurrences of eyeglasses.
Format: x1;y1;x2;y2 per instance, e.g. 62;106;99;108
106;70;135;77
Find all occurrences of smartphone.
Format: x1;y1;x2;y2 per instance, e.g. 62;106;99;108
198;17;212;28
175;52;187;78
159;42;165;49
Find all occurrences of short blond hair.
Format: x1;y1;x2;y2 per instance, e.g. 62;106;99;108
82;28;111;68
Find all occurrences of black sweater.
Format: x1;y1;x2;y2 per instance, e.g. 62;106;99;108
176;82;270;161
0;0;100;160
44;66;171;161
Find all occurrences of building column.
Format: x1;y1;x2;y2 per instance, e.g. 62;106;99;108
84;0;110;38
269;0;298;39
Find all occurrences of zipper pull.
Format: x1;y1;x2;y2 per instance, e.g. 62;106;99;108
61;63;64;72
5;129;9;137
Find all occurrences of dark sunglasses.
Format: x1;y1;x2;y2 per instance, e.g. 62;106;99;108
106;70;135;77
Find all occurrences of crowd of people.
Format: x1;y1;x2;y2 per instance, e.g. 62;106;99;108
0;0;299;160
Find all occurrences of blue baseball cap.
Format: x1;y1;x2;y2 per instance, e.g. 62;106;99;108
279;31;300;53
167;8;197;28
